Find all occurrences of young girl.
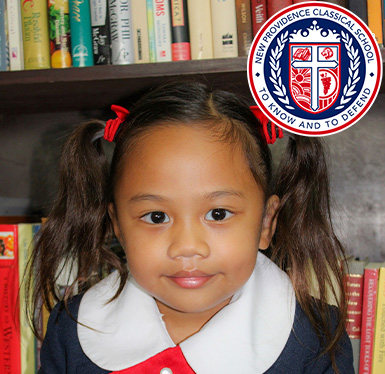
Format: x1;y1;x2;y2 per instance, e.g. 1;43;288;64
27;81;354;373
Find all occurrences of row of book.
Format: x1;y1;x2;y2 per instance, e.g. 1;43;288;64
0;0;384;72
345;257;385;374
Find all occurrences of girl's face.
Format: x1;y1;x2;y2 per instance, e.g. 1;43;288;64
110;124;278;335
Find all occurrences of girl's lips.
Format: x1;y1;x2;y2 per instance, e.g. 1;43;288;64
167;270;214;289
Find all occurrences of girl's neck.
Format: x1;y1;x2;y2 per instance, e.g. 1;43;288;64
155;298;231;345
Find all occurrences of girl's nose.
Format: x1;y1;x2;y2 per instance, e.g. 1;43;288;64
167;220;210;259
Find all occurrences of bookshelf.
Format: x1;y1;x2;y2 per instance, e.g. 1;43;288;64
0;52;384;262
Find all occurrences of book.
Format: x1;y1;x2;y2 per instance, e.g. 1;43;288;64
345;258;368;374
0;0;8;71
170;0;190;61
235;0;252;57
146;0;157;62
347;0;367;25
0;224;21;374
48;0;72;68
69;0;94;66
367;0;384;46
187;0;213;60
153;0;172;61
319;0;347;6
109;0;135;64
267;0;292;18
359;263;381;374
211;0;238;58
21;0;51;69
6;0;24;70
132;0;150;63
18;223;40;374
251;0;267;37
372;265;385;373
90;0;112;65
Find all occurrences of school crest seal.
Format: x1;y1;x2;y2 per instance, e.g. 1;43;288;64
247;1;382;136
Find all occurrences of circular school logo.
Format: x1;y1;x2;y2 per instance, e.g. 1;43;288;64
247;1;382;136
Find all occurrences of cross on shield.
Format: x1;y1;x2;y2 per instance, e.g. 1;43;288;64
289;44;340;113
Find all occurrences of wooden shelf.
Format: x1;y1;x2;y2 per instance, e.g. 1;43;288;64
0;58;251;114
1;49;383;114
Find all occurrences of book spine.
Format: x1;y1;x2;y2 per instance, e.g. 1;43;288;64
359;267;379;374
187;0;213;60
251;0;267;37
235;0;252;57
345;270;365;374
146;0;156;62
69;0;94;66
372;266;385;373
21;0;51;69
0;225;21;374
211;0;238;58
267;0;293;18
0;0;8;70
6;0;24;70
48;0;72;68
153;0;172;61
132;0;150;63
170;0;190;61
18;224;36;374
90;0;112;65
367;0;384;46
109;0;135;65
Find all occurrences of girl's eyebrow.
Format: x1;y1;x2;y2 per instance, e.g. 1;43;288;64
128;190;245;204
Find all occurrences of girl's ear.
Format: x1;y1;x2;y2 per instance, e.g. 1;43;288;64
258;195;280;250
108;203;123;245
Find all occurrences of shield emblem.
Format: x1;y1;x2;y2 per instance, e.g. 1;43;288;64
289;43;340;113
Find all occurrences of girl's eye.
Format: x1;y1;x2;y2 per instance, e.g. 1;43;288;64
141;211;170;224
205;208;233;221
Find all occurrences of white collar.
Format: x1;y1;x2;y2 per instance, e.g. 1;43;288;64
78;253;295;373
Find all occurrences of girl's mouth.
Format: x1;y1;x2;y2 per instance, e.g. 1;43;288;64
167;270;214;289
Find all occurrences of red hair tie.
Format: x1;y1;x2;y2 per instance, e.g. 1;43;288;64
104;105;130;142
249;106;283;145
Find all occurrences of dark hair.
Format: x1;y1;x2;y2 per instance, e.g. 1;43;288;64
26;81;347;370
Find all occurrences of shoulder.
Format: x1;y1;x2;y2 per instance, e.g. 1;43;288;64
265;300;354;373
40;294;109;374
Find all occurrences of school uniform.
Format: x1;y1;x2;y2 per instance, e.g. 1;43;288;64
39;253;354;374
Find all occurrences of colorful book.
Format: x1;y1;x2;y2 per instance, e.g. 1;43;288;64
345;258;368;374
372;265;385;373
251;0;267;37
359;263;381;374
48;0;72;68
90;0;111;65
347;0;367;25
6;0;24;70
267;0;292;18
109;0;135;64
132;0;150;63
0;225;21;374
153;0;172;61
170;0;190;61
367;0;384;46
146;0;156;62
21;0;51;69
18;223;40;374
235;0;252;57
211;0;238;58
69;0;94;66
187;0;213;60
0;0;8;71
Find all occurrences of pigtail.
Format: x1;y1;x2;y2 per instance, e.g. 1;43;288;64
25;120;127;339
271;135;347;369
